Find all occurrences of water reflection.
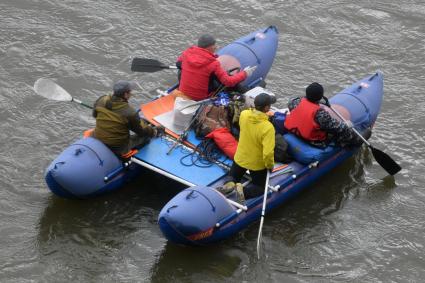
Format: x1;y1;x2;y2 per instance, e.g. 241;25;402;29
150;243;243;282
251;149;400;280
36;172;184;281
265;151;368;246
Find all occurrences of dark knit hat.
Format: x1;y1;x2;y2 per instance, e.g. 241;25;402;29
197;34;216;48
306;82;324;102
113;80;137;96
254;93;276;108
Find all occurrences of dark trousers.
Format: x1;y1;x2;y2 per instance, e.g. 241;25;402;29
228;161;267;199
109;135;150;157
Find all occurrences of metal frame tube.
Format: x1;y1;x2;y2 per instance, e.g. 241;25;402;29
130;157;195;187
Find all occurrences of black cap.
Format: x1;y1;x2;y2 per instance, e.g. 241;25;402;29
306;82;324;102
197;34;216;48
254;93;276;108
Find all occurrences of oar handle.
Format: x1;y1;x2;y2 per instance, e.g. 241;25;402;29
72;98;93;109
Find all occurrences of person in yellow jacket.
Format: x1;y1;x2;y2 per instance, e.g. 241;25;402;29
93;80;162;157
218;93;276;202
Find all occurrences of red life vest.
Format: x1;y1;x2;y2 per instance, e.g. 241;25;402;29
284;98;327;141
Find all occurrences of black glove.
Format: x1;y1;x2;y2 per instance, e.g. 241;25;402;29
154;125;166;137
362;127;372;140
322;96;331;107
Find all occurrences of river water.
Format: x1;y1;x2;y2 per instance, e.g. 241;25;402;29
1;0;424;282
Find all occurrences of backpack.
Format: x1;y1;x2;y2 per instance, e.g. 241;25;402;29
194;104;231;137
274;133;292;163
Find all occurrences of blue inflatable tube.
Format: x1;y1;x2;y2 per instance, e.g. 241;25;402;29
45;137;141;198
158;72;384;245
217;25;278;88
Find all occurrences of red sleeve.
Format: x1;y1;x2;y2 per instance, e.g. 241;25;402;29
212;61;247;87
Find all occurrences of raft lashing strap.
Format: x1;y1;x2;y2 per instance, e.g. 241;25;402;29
231;42;261;65
368;72;379;81
337;92;371;119
73;143;104;166
264;25;278;33
185;189;216;212
215;162;317;228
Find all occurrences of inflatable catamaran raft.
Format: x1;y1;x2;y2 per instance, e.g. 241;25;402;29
39;26;400;245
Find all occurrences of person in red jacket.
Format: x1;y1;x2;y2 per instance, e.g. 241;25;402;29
176;34;256;101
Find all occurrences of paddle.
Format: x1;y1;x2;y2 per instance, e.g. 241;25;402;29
323;96;401;176
256;170;271;259
131;58;178;73
33;78;93;109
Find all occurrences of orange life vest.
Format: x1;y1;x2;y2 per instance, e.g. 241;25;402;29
284;98;327;141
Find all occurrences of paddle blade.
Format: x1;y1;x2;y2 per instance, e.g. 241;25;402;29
131;58;171;72
370;146;402;175
33;78;72;102
256;217;264;259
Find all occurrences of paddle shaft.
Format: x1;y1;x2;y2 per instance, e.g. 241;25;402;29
257;170;271;259
260;171;271;219
72;97;93;109
324;99;370;146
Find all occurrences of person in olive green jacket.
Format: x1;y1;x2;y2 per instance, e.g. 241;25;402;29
93;80;159;156
218;93;276;202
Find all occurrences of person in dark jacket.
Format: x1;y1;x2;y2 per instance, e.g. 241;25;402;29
284;82;369;148
93;80;160;156
176;34;256;101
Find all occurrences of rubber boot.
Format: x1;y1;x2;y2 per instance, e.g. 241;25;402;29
235;183;245;204
216;181;236;196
